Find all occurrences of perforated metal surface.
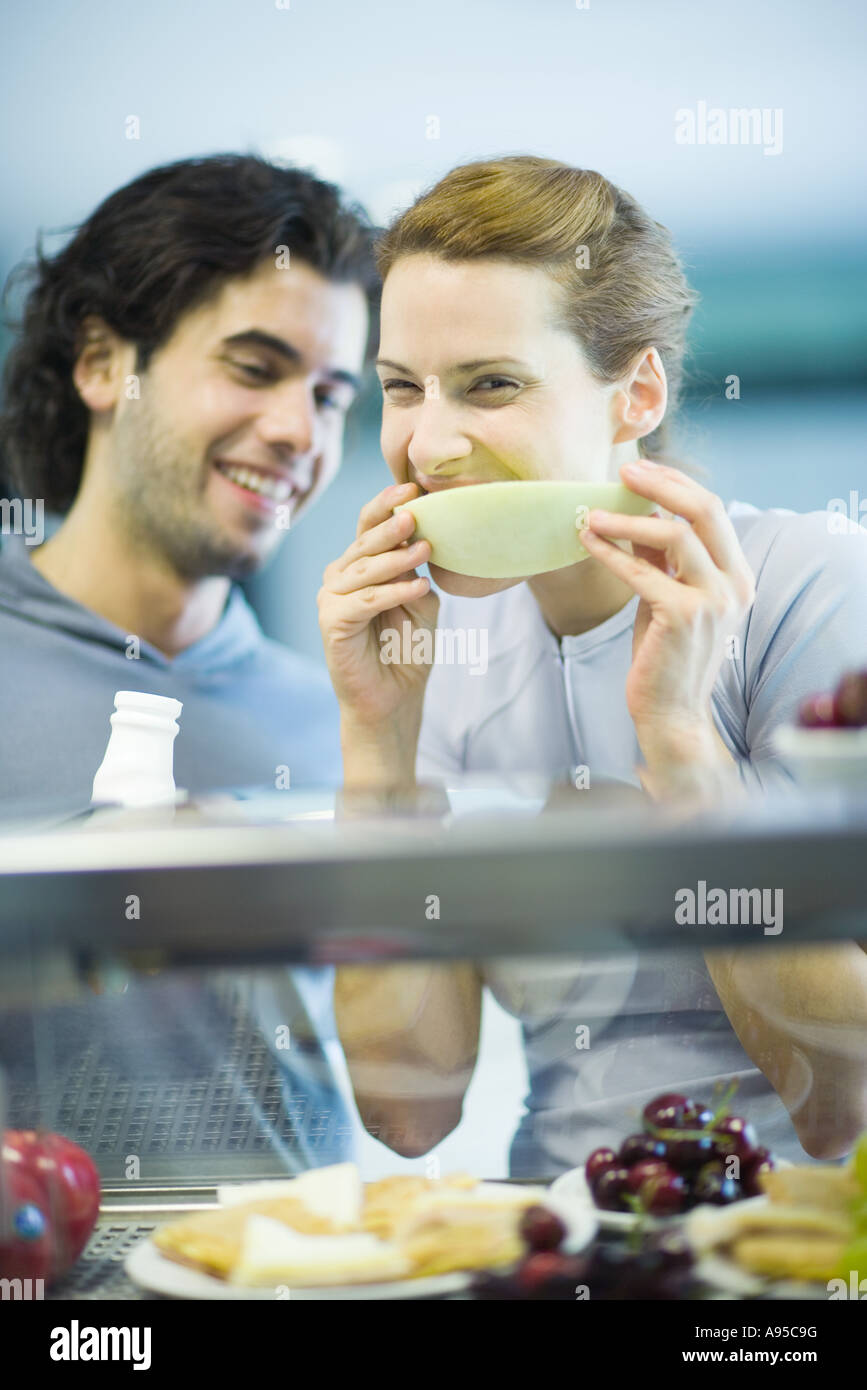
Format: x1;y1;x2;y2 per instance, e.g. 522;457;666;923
0;973;348;1181
49;1220;162;1300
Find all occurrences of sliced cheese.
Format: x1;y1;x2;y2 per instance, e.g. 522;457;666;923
217;1162;363;1229
394;481;656;579
231;1216;410;1287
290;1163;363;1228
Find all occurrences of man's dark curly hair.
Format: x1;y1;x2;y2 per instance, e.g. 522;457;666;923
0;153;381;512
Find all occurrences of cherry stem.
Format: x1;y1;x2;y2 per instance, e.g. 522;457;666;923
644;1079;741;1143
623;1193;648;1248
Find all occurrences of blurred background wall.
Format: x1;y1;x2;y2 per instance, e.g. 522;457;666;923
2;0;866;658
2;0;865;657
2;0;864;1176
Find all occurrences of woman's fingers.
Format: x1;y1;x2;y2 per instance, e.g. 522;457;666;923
355;482;420;541
579;527;685;607
339;507;416;572
585;510;719;589
319;479;436;638
327;539;431;595
318;575;431;630
620;462;756;602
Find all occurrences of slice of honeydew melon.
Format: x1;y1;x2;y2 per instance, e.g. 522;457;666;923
394;481;656;579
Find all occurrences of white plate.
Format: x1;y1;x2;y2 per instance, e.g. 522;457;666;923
693;1252;827;1300
550;1161;792;1232
123;1241;470;1300
773;723;867;787
124;1188;597;1301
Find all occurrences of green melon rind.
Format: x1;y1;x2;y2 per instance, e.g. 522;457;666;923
394;481;656;579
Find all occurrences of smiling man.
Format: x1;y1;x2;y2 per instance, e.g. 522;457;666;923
1;154;376;799
0;154;379;1174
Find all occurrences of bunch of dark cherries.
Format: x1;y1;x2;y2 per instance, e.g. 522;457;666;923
471;1090;773;1300
586;1091;776;1217
471;1204;696;1301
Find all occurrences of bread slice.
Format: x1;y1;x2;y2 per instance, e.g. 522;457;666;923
688;1158;861;1286
361;1173;477;1239
732;1233;846;1282
153;1197;337;1279
399;1208;527;1278
760;1164;860;1214
693;1199;852;1244
155;1169;538;1286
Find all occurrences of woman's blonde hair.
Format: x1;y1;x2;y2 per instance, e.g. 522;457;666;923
376;155;698;457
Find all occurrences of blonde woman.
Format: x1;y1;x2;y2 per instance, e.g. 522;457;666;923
318;157;867;1178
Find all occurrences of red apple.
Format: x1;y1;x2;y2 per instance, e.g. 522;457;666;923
0;1130;100;1285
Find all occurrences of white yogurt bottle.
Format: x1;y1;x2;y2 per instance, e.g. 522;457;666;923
91;691;183;807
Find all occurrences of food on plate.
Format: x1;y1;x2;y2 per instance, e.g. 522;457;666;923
518;1204;568;1252
232;1219;410;1287
473;1226;695;1301
393;480;655;580
152;1164;558;1287
797;667;867;729
0;1129;101;1286
584;1090;777;1216
585;1146;618;1183
398;1206;527;1278
687;1145;865;1284
153;1197;339;1278
360;1172;476;1239
762;1163;860;1214
217;1161;363;1226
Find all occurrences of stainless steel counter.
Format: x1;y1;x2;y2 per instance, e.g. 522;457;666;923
0;782;865;974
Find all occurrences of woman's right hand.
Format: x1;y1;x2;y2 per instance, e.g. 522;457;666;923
318;483;440;756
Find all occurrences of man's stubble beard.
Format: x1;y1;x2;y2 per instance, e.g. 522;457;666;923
111;390;271;582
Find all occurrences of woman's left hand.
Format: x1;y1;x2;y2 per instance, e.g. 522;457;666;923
579;460;756;765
